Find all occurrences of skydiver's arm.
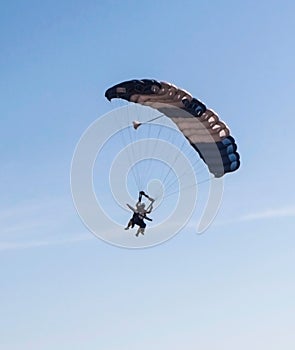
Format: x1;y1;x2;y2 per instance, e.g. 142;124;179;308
146;207;152;214
146;197;155;213
126;204;136;212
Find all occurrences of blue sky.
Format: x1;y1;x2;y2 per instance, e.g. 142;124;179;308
1;0;295;349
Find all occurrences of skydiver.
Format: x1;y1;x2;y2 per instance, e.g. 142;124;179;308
124;191;155;236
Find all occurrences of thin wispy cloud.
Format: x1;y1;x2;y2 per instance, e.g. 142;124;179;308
239;206;295;222
0;234;93;251
215;205;295;227
0;197;94;251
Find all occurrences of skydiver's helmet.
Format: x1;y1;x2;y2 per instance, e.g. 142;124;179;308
138;203;145;211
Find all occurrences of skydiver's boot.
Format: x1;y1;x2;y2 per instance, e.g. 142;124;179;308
136;228;144;236
136;227;143;237
125;220;132;230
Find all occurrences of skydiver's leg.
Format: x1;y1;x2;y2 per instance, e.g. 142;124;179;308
136;227;145;236
124;219;133;230
135;221;146;236
135;227;140;236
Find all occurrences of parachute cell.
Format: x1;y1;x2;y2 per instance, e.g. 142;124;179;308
105;79;240;178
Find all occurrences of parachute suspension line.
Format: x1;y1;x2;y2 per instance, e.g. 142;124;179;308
163;151;210;198
141;121;165;191
133;102;152;190
163;176;213;199
126;103;156;192
133;113;167;195
138;121;152;190
115;100;141;192
114;102;208;201
132;112;165;188
126;102;143;191
163;165;205;197
125;105;142;191
157;134;192;197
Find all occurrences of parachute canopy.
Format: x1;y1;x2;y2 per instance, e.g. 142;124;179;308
105;79;240;178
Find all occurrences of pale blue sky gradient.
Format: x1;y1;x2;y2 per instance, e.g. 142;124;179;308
1;1;295;349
